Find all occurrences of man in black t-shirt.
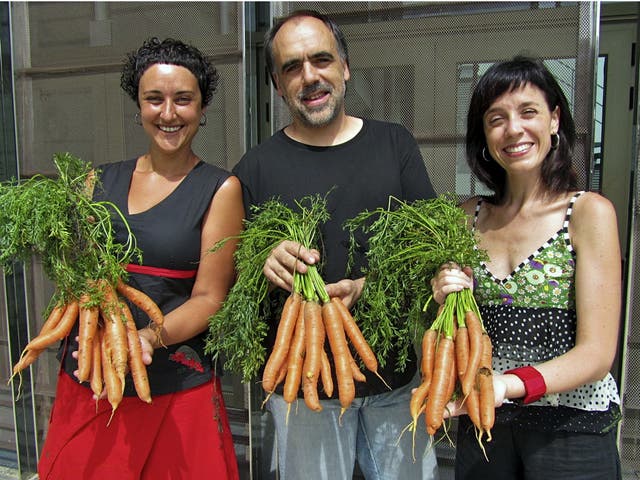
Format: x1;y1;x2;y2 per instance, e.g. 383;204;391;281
233;10;439;480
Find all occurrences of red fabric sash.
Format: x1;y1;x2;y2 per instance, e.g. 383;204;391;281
126;263;197;279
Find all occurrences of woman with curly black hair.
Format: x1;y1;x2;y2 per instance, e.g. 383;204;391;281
38;37;243;479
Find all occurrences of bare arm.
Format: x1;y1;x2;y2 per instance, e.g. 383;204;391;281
524;192;621;393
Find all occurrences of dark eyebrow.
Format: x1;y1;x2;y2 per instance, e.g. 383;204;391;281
141;89;196;96
280;50;336;73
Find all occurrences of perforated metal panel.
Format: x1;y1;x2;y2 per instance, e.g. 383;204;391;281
619;156;640;471
274;2;594;199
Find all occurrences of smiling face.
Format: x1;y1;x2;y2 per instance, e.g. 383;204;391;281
483;82;560;175
271;16;350;128
138;63;203;155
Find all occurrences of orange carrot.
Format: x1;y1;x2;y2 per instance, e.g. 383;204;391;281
409;378;431;461
467;386;483;434
332;297;389;388
454;323;482;429
11;348;42;377
76;296;99;383
275;355;289;389
322;300;354;414
262;292;302;393
349;354;366;383
425;334;455;435
120;300;151;404
320;350;334;398
478;333;495;440
89;330;103;401
25;300;79;351
10;303;67;381
410;378;430;424
283;300;306;404
39;303;67;334
101;328;123;424
302;301;324;412
100;284;129;393
462;310;483;397
421;328;437;383
116;280;164;333
455;325;470;381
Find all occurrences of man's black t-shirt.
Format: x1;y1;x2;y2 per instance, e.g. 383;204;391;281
233;118;436;397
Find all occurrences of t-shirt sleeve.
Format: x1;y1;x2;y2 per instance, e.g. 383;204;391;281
231;154;257;218
396;124;436;201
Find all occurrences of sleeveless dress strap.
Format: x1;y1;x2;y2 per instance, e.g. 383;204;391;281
472;197;483;232
561;191;584;251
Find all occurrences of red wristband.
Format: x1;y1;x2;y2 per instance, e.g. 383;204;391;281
504;366;547;404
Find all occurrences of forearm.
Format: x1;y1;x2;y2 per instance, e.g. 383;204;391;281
138;294;219;349
500;344;615;402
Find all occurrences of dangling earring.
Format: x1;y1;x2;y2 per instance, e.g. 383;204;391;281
482;147;492;162
134;112;142;125
550;133;560;150
199;114;207;126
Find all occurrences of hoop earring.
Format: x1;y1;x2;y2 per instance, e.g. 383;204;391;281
482;147;492;162
134;112;142;125
199;114;207;126
550;133;560;150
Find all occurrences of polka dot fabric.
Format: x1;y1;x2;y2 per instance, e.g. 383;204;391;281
472;192;621;433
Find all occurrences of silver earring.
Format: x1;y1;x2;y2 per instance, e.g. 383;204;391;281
482;147;492;162
550;133;560;150
134;112;142;125
199;114;207;126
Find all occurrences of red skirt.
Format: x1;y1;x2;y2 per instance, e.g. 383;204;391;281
38;371;239;480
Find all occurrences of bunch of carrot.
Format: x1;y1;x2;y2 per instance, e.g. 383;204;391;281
206;194;330;382
345;194;495;452
10;279;163;423
206;193;386;415
0;153;160;423
409;288;494;454
345;194;489;372
262;268;388;418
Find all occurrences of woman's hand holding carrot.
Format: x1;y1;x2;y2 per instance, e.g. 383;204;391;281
430;264;474;305
136;328;158;365
442;375;508;419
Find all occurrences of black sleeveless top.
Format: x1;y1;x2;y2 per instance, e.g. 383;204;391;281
61;158;231;396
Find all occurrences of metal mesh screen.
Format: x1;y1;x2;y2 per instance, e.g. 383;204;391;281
619;164;640;470
274;2;593;199
14;1;243;176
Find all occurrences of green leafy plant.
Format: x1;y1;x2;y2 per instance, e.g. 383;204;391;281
344;193;488;371
205;193;331;382
0;152;140;303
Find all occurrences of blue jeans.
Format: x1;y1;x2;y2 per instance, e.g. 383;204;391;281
266;374;439;480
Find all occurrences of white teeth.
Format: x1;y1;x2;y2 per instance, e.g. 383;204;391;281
159;125;181;133
505;144;530;153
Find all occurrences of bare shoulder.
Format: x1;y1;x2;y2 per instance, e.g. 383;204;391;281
570;191;619;249
219;174;242;192
572;191;618;226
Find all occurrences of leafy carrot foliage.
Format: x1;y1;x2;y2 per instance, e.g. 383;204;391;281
205;194;331;382
0;152;139;304
344;193;488;371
